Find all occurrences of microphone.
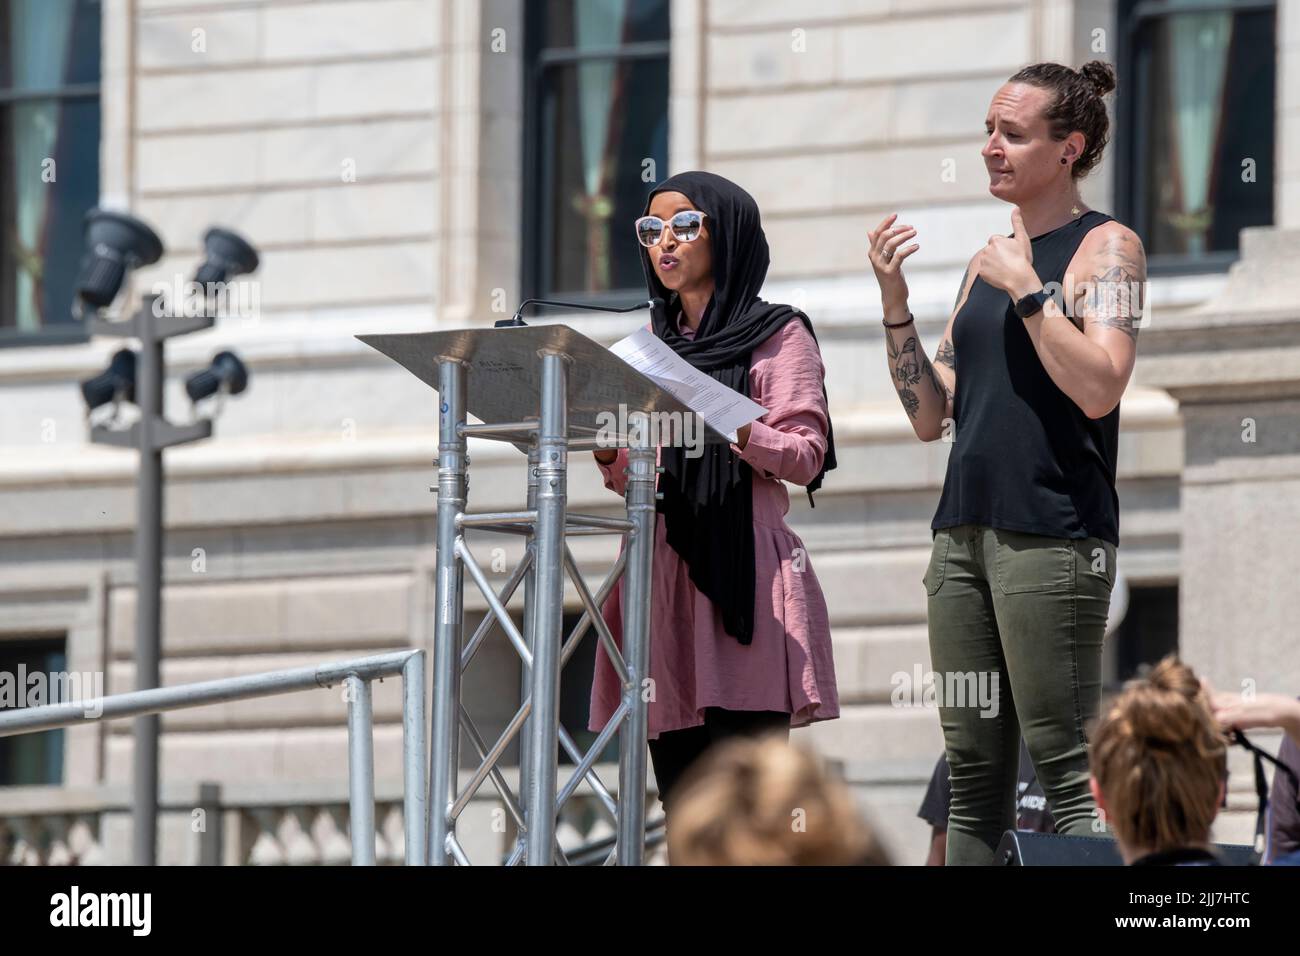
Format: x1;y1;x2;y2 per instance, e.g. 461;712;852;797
494;297;664;328
648;296;666;328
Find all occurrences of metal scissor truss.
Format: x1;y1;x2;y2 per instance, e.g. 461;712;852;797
426;350;658;865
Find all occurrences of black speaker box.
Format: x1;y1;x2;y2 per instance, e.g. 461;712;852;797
995;830;1257;866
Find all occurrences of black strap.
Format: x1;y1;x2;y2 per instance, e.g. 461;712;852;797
1232;729;1300;864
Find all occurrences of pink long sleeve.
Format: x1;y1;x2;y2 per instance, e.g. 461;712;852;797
595;318;828;493
587;313;840;740
596;445;669;497
595;447;630;496
730;320;829;486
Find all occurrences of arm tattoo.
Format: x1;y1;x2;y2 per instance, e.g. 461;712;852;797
924;357;951;403
935;338;955;368
887;333;924;418
953;265;970;312
892;336;921;386
1079;234;1146;341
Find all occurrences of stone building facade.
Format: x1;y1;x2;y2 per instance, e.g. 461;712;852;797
0;0;1295;864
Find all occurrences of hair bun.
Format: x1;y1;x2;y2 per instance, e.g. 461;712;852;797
1079;60;1116;97
1124;657;1208;746
1125;699;1188;748
1146;656;1200;697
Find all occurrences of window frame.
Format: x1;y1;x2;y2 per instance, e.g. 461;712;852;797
1114;0;1277;276
0;1;102;347
520;1;671;307
0;635;68;787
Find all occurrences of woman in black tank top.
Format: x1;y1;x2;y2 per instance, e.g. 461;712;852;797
867;61;1147;865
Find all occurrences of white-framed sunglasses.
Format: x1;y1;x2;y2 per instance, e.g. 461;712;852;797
634;210;707;247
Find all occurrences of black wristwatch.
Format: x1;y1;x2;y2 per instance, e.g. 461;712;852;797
1013;288;1050;319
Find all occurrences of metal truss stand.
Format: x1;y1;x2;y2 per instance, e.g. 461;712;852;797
359;324;725;865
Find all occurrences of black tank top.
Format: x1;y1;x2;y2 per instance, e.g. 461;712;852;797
931;210;1121;546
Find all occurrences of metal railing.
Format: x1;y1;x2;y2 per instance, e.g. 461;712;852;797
0;649;427;866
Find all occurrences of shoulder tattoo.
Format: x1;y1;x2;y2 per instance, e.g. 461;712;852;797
1078;231;1147;341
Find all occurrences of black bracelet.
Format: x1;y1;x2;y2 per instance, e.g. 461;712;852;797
882;311;915;329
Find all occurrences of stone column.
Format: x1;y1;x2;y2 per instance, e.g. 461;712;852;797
1140;226;1300;700
1140;226;1300;844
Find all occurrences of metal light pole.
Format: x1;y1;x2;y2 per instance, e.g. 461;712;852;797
88;294;214;865
76;212;257;865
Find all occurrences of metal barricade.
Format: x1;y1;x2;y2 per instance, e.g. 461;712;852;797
0;649;427;866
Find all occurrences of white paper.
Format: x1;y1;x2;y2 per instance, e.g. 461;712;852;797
609;328;767;443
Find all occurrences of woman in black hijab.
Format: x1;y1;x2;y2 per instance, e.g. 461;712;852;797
588;171;841;820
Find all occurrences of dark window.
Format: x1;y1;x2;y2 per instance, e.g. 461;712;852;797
1103;584;1179;693
1117;0;1275;273
523;0;670;303
0;637;68;786
0;0;101;344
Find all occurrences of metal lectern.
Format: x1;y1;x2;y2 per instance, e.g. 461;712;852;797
358;323;728;865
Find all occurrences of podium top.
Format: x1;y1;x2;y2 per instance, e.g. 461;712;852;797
357;323;731;445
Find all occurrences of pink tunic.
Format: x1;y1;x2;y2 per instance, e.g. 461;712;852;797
588;317;840;739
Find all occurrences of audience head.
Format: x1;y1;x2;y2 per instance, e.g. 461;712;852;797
666;734;891;866
1089;656;1228;863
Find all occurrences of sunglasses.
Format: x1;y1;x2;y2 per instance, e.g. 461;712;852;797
634;210;707;248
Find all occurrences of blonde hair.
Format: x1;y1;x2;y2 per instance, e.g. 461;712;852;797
1089;656;1227;855
665;734;890;866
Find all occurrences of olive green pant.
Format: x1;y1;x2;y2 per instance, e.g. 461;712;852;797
924;524;1116;865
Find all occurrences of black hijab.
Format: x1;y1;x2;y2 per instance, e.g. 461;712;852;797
640;171;837;645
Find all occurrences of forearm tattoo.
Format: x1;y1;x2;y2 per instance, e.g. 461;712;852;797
888;333;949;418
935;338;955;368
925;356;951;403
1078;233;1146;341
899;386;920;418
892;335;920;386
888;332;922;419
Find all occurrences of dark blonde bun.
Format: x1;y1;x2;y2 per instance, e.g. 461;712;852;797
1090;656;1228;854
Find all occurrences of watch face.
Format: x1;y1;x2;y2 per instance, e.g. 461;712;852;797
1016;292;1045;317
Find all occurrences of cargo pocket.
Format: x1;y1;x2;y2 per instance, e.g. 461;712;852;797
924;529;952;596
993;528;1073;594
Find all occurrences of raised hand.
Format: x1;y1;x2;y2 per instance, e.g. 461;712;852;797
1209;689;1300;744
867;213;919;309
979;207;1039;299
